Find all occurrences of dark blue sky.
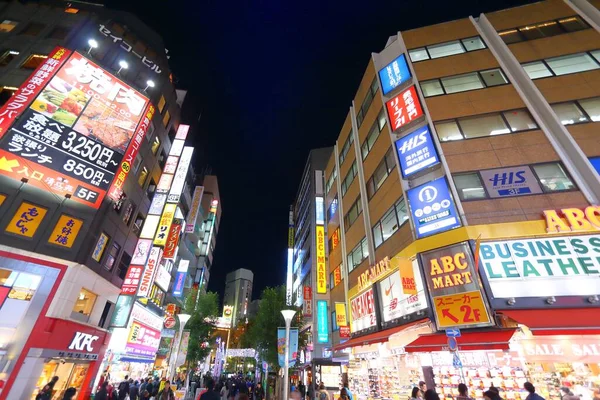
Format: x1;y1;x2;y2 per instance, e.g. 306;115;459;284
108;0;534;299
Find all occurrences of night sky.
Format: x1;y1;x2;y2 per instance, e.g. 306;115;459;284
107;0;534;300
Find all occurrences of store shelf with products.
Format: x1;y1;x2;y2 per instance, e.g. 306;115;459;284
526;361;600;400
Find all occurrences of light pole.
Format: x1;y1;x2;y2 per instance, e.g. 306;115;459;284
171;313;191;380
281;309;296;400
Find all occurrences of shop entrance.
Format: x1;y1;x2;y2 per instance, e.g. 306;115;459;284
32;359;90;400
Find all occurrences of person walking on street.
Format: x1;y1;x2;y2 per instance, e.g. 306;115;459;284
307;381;314;400
117;375;130;400
129;380;140;400
456;383;473;400
342;381;353;400
318;383;329;400
95;382;110;400
424;389;440;400
484;390;502;400
524;382;546;400
411;387;422;400
61;387;77;400
254;383;265;400
561;387;580;400
200;379;221;400
419;382;427;398
298;382;306;400
157;380;176;400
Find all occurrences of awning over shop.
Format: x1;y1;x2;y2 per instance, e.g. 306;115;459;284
333;325;408;351
500;309;600;335
404;329;516;353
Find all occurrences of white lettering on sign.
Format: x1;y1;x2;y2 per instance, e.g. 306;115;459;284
350;287;377;333
68;331;99;352
98;24;164;74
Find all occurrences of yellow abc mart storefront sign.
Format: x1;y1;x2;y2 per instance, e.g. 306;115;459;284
479;234;600;299
316;225;327;294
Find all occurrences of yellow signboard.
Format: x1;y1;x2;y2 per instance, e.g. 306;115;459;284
316;225;327;294
48;215;84;248
432;290;491;329
154;203;177;246
335;302;348;326
0;194;6;208
6;202;48;238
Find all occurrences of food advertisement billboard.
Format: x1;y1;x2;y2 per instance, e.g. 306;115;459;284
0;50;149;208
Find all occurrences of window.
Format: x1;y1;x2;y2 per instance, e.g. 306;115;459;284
454;173;487;200
133;213;145;236
344;196;362;231
532;163;575;192
373;197;408;248
341;161;358;196
158;150;167;169
498;16;589;44
356;78;379;127
151;136;161;155
326;168;337;193
331;311;338;332
339;131;354;165
158;95;166;113
347;237;368;272
0;20;18;33
122;201;135;226
435;108;537;142
146;121;155;141
21;54;47;70
422;68;507;97
117;252;132;280
0;50;19;66
71;288;97;322
21;22;45;36
137;166;149;187
6;272;41;301
361;110;386;160
103;242;121;271
162;110;171;127
366;147;396;198
522;61;553;79
132;154;142;175
64;7;79;14
146;178;157;200
0;86;16;107
551;102;588;125
48;26;69;40
546;52;599;76
408;36;486;62
579;97;600;121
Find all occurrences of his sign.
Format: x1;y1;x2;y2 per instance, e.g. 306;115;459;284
395;126;440;178
480;166;542;198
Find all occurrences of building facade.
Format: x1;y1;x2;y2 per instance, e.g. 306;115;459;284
318;0;600;399
0;1;195;399
223;268;254;328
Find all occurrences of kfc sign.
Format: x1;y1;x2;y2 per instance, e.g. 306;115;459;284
386;86;423;132
68;331;99;352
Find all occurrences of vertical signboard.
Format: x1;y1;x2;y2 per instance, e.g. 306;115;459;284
137;246;162;297
378;53;411;95
162;218;183;259
395;126;440;178
185;186;204;233
420;242;492;330
167;146;193;203
316;300;329;343
335;303;348;327
286;206;294;306
277;328;299;367
316;225;327;294
172;259;189;298
350;288;377;334
386;86;424;132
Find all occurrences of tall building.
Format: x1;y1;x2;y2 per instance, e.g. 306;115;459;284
287;147;334;377
0;1;198;398
223;268;253;327
315;0;600;397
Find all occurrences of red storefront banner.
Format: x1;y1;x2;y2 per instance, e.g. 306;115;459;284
0;47;72;138
121;265;144;295
162;218;183;259
303;286;312;300
339;326;350;339
386;85;423;132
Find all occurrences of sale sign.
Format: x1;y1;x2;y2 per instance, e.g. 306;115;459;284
386;85;423;132
126;321;161;358
350;287;377;334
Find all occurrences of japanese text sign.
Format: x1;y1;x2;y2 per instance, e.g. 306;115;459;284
350;287;377;333
154;203;177;246
154;264;171;291
303;286;312;300
163;218;183;259
6;202;48;238
137;246;162;297
172;271;186;297
317;300;329;343
126;321;161;358
48;214;83;248
316;225;327;294
185;186;204;233
333;266;342;287
432;290;490;329
395;125;440;177
168;146;193;203
480;166;543;198
407;176;461;238
303;297;313;317
121;265;144;295
92;232;109;262
379;53;411;95
386;86;423;132
335;303;348;327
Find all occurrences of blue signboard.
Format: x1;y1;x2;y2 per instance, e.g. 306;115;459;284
590;157;600;175
395;126;440;177
379;54;411;95
480;166;542;198
277;327;299;367
172;271;186;297
407;177;461;238
317;300;329;343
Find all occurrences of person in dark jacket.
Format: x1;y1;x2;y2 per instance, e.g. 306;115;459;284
524;382;546;400
62;387;77;400
117;376;130;400
157;380;176;400
95;382;110;400
129;380;140;400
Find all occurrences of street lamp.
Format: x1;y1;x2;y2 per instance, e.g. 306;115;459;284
144;79;155;91
281;309;296;400
170;313;191;380
117;60;128;75
87;39;98;55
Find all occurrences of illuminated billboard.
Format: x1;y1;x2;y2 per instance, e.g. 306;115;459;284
316;225;327;294
378;54;411;95
0;49;150;208
386;86;423;132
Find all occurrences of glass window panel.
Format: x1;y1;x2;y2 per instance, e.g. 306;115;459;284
458;114;510;138
532;163;575;192
373;161;389;191
421;80;444;97
73;288;97;317
395;198;409;225
377;111;386;131
523;61;553;79
591;50;600;64
13;273;41;290
546;53;599;76
380;208;399;241
0;20;18;33
0;268;15;286
361;238;369;260
435;120;463;142
441;72;484;94
462;36;486;51
373;223;383;248
519;21;562;40
428;40;465;59
409;48;429;62
480;69;508;87
503;109;538;131
454;173;487;200
384;148;395;172
559;16;588;32
551;102;588;125
499;29;523;44
578;97;600;121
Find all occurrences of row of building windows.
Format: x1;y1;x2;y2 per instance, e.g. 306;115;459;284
361;109;387;161
343;195;362;231
454;162;575;201
0;50;47;69
372;197;409;249
0;19;72;39
356;78;379;128
421;68;508;97
499;15;589;44
366;147;396;199
326;167;337;194
341;161;358;196
409;36;486;63
435;96;600;142
339;130;354;165
523;50;600;79
347;237;368;273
